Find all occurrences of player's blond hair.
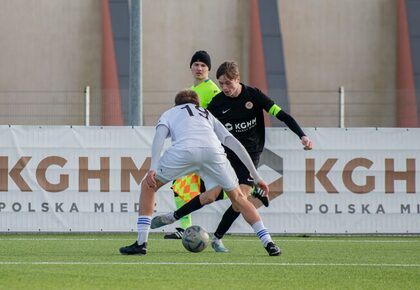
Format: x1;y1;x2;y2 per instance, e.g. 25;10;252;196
174;89;200;106
216;61;240;80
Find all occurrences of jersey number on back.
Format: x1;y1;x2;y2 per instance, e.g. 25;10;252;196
181;105;209;119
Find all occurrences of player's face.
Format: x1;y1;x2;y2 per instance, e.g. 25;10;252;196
191;61;209;81
217;74;241;97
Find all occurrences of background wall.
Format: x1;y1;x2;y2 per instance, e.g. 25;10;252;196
141;0;250;125
0;0;102;125
0;0;399;127
279;0;396;127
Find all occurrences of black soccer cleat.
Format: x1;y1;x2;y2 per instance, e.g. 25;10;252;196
265;242;281;256
252;186;269;207
119;241;147;255
164;227;185;240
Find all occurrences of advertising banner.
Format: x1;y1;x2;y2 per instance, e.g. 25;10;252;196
0;126;419;233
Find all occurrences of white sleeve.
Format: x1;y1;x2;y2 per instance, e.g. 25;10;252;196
212;116;232;144
222;135;262;184
150;124;169;171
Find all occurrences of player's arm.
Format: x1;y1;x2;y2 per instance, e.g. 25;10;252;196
256;88;313;150
268;104;313;150
150;124;169;171
147;125;169;188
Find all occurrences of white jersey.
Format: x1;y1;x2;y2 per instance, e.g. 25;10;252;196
157;103;230;149
152;102;262;189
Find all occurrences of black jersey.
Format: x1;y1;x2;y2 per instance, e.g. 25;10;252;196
207;84;274;154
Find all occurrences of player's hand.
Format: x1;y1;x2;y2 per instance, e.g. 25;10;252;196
301;135;313;150
256;179;269;196
145;170;157;189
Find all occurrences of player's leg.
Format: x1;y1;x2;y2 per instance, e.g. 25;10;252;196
211;191;267;252
213;184;264;238
120;147;198;255
119;178;165;255
164;174;202;239
211;184;252;252
211;156;259;251
205;149;278;256
224;186;281;256
175;186;223;218
163;196;190;239
151;186;222;229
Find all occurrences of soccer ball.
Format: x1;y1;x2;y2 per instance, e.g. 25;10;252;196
181;225;210;253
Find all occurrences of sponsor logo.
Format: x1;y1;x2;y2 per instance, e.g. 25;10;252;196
229;118;257;133
305;158;416;194
222;108;231;114
0;156;150;193
225;123;233;131
0;202;141;213
0;155;416;195
1;153;418;219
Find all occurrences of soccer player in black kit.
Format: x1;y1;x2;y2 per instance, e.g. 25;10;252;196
151;61;313;253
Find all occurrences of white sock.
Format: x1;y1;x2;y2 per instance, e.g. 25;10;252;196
251;220;273;247
137;215;151;245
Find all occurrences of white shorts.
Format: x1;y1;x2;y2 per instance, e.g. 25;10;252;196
155;146;239;191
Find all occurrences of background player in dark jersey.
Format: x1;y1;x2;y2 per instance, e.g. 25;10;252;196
152;61;312;252
207;61;312;251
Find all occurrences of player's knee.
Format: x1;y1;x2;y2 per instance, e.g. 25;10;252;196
229;192;247;205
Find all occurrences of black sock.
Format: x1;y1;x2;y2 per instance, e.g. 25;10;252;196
173;195;203;220
214;205;240;239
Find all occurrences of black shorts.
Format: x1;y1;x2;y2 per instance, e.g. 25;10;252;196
227;151;261;186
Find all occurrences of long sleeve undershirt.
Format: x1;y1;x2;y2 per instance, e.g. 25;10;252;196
150;125;168;172
274;109;305;138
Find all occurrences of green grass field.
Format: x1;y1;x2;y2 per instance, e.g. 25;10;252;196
0;233;420;290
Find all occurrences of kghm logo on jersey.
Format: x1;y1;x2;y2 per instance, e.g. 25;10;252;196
224;118;257;133
245;101;253;109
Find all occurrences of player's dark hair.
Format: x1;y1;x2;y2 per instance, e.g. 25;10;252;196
216;61;240;80
174;89;200;106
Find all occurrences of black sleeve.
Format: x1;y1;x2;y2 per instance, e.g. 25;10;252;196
254;87;275;111
276;110;305;139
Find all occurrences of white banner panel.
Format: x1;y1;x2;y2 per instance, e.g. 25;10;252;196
0;126;419;233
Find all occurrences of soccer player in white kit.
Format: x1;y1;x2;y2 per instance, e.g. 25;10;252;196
119;89;281;256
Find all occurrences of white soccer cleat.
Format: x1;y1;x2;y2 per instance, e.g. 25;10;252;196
151;213;176;229
211;237;229;253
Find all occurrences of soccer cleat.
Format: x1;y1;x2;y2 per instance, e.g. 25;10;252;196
211;238;229;253
151;213;175;229
119;241;147;255
265;242;281;256
164;227;185;239
252;186;269;207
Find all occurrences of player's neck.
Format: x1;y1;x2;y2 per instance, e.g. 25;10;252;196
231;84;242;97
193;78;208;87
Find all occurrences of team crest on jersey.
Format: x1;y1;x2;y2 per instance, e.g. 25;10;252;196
245;101;253;109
